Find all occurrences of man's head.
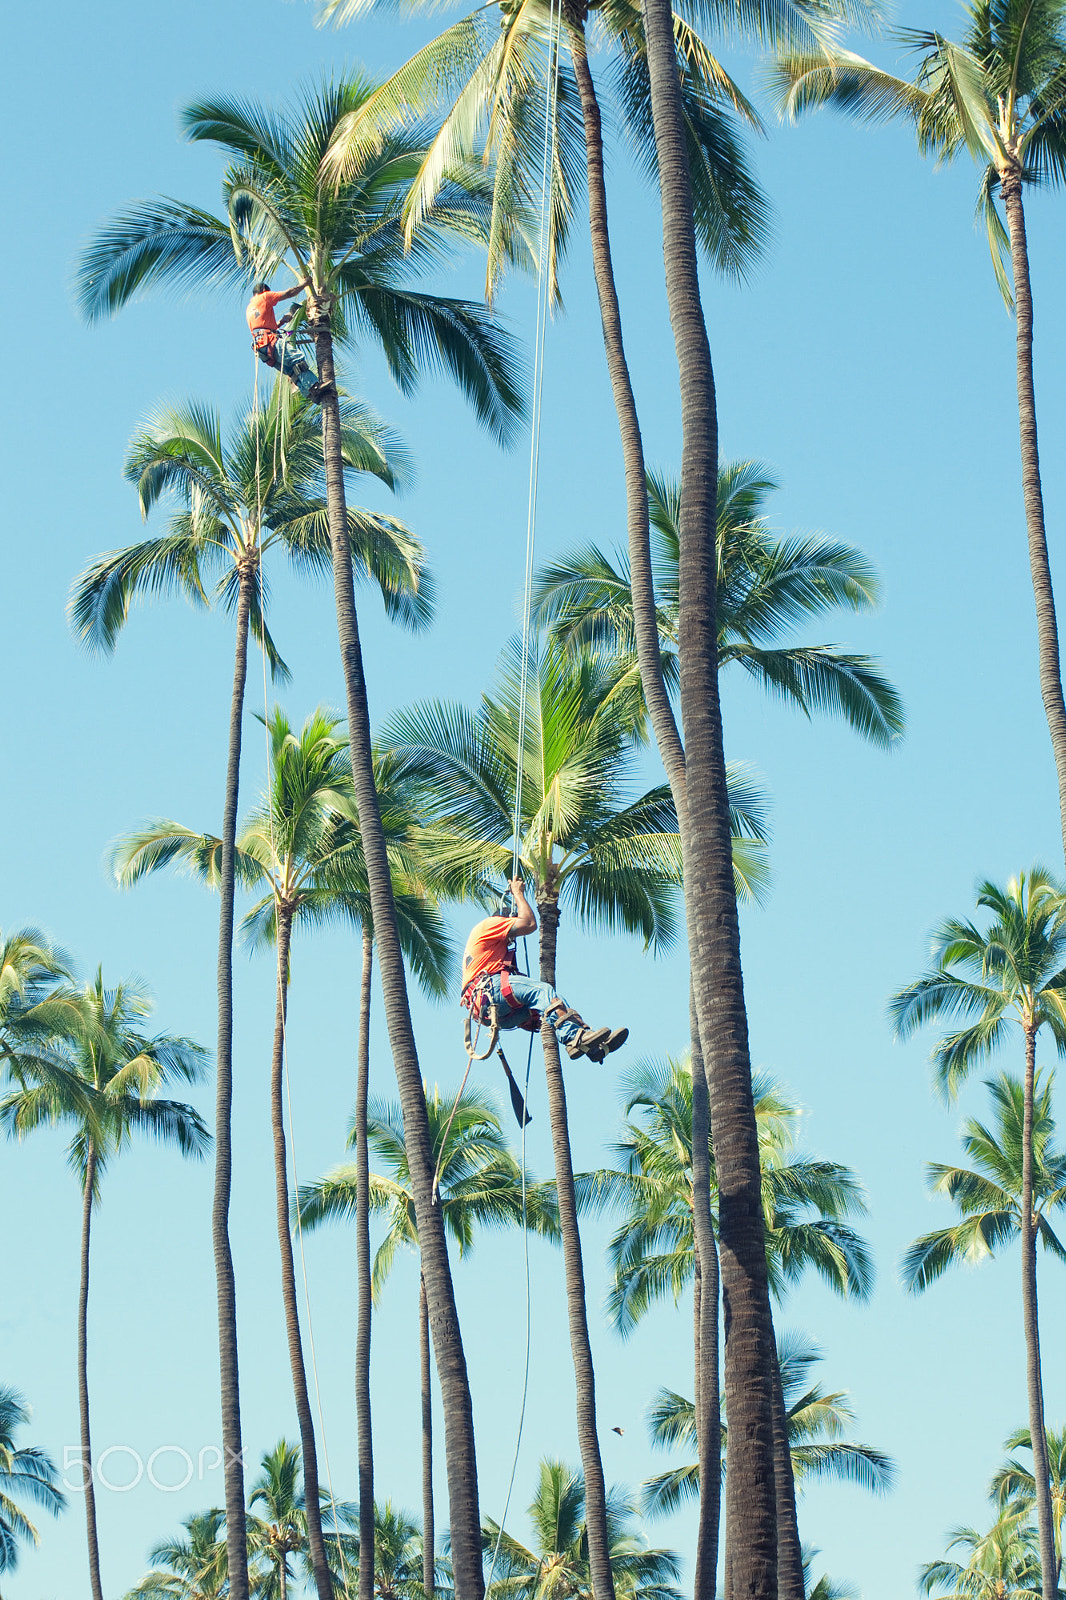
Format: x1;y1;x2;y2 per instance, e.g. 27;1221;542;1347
252;282;271;295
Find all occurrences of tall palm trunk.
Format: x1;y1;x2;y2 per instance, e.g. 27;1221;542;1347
570;29;718;1592
270;903;335;1600
78;1140;104;1600
536;895;616;1600
689;999;721;1600
215;560;256;1600
769;1347;803;1600
1000;168;1066;866
310;302;484;1600
420;1271;435;1597
637;3;777;1594
567;21;684;782
1021;1021;1056;1600
356;927;375;1600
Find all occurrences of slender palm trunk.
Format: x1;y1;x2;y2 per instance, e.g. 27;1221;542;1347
78;1141;104;1600
769;1347;804;1600
689;1002;721;1600
567;21;684;780
356;927;375;1600
1021;1021;1056;1600
1000;168;1066;863
638;4;777;1594
576;5;722;1583
420;1271;435;1597
310;303;483;1600
270;904;335;1600
215;562;256;1600
536;896;616;1600
280;1559;289;1600
570;28;720;1591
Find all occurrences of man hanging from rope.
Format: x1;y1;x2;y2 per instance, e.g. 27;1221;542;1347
246;280;328;402
461;879;628;1063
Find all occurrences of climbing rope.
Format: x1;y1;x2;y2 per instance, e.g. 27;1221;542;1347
511;0;563;879
479;9;563;1578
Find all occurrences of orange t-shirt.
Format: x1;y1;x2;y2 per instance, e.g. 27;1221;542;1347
246;289;291;348
461;916;513;997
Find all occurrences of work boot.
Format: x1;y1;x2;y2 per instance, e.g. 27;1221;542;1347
566;1025;611;1060
586;1028;629;1064
308;379;335;403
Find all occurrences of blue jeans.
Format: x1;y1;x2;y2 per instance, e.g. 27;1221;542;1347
482;973;582;1046
256;338;318;398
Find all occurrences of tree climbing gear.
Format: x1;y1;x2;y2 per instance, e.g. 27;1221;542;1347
565;1024;612;1060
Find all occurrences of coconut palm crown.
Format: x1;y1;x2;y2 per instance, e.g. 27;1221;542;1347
532;462;903;748
76;77;523;444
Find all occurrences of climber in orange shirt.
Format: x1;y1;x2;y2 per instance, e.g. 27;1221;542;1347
246;281;326;402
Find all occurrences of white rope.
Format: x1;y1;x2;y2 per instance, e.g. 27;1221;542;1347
484;1030;536;1595
489;8;562;1584
511;0;563;879
252;349;355;1600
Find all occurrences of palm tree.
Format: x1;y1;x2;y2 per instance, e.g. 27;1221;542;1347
919;1511;1043;1600
124;1509;235;1599
629;0;849;1583
246;1439;360;1600
0;928;71;1047
0;973;209;1600
76;80;524;1600
113;710;452;1600
640;1333;894;1516
774;7;1066;854
578;1056;872;1597
891;870;1066;1599
802;1548;858;1600
378;635;771;1600
0;1386;65;1584
299;1082;558;1597
0;928;88;1113
68;386;427;1600
371;1501;433;1600
482;1457;683;1600
902;1071;1066;1587
993;1425;1066;1581
533;461;903;747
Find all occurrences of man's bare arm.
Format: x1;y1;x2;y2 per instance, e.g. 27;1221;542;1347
509;877;537;936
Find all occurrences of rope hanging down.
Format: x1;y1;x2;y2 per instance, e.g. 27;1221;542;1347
511;0;562;879
484;5;563;1592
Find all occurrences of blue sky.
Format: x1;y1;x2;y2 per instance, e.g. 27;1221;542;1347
4;0;1066;1595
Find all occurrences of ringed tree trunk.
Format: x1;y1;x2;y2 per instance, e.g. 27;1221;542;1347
566;18;684;781
999;165;1066;866
769;1347;804;1600
420;1271;435;1597
1020;1021;1056;1600
356;927;376;1600
270;904;336;1600
78;1140;105;1600
570;25;717;1591
215;558;257;1600
309;296;484;1600
637;3;778;1595
689;995;721;1600
536;895;616;1600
